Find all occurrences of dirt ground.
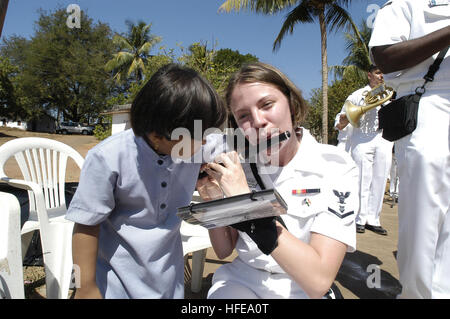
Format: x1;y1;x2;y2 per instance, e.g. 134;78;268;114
0;127;402;299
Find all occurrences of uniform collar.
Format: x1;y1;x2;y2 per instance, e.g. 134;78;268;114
258;128;325;186
291;128;326;177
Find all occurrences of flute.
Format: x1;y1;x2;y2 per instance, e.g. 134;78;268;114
243;130;291;159
198;131;291;179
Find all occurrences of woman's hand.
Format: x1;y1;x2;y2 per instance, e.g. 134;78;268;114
203;151;250;197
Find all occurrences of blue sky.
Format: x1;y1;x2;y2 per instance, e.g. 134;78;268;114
1;0;387;99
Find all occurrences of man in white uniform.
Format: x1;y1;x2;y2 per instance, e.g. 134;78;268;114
335;65;393;235
369;0;449;298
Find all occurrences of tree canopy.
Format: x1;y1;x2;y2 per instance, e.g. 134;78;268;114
1;8;115;123
0;56;20;118
1;7;262;128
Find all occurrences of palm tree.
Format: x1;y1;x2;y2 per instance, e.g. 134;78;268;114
0;0;9;37
330;19;372;83
105;20;161;83
220;0;355;144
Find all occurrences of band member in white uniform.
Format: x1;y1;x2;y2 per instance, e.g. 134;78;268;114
335;65;393;235
197;63;358;299
370;0;450;298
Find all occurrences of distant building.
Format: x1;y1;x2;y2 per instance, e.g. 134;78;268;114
1;118;27;130
101;104;131;135
28;113;57;133
1;113;57;133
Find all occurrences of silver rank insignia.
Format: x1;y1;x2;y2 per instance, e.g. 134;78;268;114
328;190;354;219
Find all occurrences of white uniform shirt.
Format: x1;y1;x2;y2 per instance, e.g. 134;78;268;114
235;128;358;274
369;0;450;97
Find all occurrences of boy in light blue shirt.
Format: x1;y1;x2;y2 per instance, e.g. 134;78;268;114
66;64;227;298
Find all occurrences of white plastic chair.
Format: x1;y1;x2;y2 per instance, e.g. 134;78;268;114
0;192;25;299
181;191;212;293
0;137;84;299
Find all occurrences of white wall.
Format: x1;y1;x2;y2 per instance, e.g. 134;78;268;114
1;120;27;130
111;113;130;135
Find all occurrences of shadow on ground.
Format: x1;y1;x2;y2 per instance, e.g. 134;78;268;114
0;132;17;138
336;250;401;299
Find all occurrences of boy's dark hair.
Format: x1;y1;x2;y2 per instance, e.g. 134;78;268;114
368;64;380;73
130;63;227;139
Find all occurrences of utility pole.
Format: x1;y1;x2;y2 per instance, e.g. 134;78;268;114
0;0;9;37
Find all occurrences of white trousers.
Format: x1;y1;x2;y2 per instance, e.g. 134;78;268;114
351;132;393;226
395;91;450;299
207;257;309;299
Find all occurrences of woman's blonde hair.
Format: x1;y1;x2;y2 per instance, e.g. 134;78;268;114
225;62;308;128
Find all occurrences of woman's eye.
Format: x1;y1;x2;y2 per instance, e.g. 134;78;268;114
262;101;273;108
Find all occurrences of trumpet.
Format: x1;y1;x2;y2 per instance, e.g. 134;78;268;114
344;83;395;127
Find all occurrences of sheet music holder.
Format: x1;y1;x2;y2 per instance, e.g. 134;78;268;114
177;189;288;229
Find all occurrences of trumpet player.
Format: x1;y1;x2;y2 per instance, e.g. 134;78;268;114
335;65;393;235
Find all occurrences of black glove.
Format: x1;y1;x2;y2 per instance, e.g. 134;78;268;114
231;216;287;255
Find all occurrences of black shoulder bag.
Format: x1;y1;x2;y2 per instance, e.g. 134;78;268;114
378;46;449;142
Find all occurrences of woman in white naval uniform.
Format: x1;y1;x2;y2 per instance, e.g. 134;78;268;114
335;66;393;234
197;63;358;299
370;0;450;298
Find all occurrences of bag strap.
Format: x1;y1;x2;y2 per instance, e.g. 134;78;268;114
250;163;266;190
417;46;449;95
423;46;449;83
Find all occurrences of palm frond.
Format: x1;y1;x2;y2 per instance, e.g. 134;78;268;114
137;35;161;56
341;19;372;70
273;2;314;51
219;0;296;14
329;65;346;80
325;3;352;33
330;64;368;83
105;52;133;71
138;42;152;56
127;58;145;78
112;34;133;51
342;65;368;82
112;69;128;83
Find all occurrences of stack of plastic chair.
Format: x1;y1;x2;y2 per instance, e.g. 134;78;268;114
0;137;84;299
0;192;25;299
181;191;212;293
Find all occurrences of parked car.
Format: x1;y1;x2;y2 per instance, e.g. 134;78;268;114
56;121;95;135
